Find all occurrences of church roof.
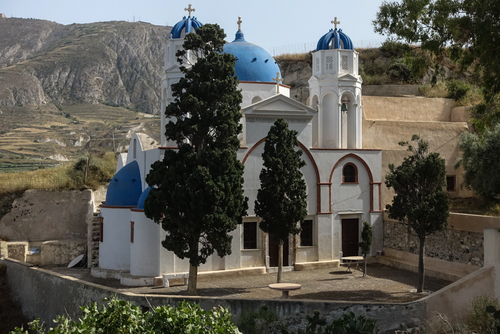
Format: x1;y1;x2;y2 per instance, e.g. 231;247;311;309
316;28;354;51
223;30;281;82
171;15;203;39
136;186;151;210
105;160;142;206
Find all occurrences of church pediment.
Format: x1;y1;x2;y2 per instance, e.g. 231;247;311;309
243;94;316;120
338;73;359;81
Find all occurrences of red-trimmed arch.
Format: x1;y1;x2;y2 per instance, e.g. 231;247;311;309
242;138;321;214
328;153;377;213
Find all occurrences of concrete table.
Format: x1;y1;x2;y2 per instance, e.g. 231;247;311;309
269;283;301;299
341;256;364;273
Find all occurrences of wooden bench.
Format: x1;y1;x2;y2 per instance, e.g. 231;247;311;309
162;272;189;287
341;256;364;273
269;283;301;299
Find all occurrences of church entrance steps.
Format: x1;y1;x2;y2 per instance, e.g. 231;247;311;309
266;266;294;273
375;248;480;282
294;260;340;271
87;215;100;268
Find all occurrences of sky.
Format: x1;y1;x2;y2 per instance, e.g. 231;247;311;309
2;0;390;55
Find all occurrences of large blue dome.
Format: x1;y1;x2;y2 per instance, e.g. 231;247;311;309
317;28;354;51
105;161;142;206
171;16;203;39
223;30;281;82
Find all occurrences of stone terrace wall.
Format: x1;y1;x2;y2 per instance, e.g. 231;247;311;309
384;219;484;267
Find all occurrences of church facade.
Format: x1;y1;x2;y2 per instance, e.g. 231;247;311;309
94;9;383;285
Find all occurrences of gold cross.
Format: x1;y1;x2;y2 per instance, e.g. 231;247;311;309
237;16;242;30
331;17;340;29
273;72;283;94
185;4;195;17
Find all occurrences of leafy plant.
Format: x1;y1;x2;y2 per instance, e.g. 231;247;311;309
10;297;240;334
286;310;379;334
465;295;500;334
239;306;284;334
359;221;372;277
446;79;471;101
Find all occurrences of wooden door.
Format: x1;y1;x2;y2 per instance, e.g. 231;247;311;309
269;236;289;267
341;218;359;256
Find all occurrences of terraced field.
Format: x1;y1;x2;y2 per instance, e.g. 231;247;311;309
0;103;161;172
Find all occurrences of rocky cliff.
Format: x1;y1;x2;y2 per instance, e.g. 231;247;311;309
0;18;171;113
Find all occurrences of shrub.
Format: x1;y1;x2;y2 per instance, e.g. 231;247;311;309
239;306;284;334
380;40;411;58
465;295;500;334
11;297;240;334
446;79;471;101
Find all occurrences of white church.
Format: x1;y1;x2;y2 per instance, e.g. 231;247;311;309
93;7;383;285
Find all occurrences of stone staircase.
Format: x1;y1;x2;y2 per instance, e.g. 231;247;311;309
87;213;100;268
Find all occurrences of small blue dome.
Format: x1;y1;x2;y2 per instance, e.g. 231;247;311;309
223;30;281;82
136;187;151;210
171;16;203;39
316;28;354;51
105;161;142;206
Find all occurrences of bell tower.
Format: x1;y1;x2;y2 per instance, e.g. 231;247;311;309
308;18;363;149
161;6;202;146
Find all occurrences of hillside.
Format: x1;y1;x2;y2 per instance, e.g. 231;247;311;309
0;18;170;112
0;18;169;171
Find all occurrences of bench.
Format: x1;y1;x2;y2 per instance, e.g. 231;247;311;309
162;272;189;287
341;256;364;273
269;283;301;299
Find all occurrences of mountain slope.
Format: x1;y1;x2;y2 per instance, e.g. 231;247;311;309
0;18;170;113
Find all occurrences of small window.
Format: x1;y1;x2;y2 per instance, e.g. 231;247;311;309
447;176;456;192
300;220;313;246
133;139;137;159
99;217;104;242
243;221;257;249
130;221;135;243
342;164;357;183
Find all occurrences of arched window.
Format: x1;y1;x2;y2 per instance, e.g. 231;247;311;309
342;163;357;183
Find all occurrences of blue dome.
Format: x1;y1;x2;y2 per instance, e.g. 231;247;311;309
105;161;142;206
223;30;281;82
171;16;203;39
316;28;354;51
136;187;151;210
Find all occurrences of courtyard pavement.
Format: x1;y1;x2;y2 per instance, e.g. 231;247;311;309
50;263;450;303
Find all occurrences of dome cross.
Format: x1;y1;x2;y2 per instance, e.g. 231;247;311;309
184;4;195;17
237;16;242;30
273;72;283;94
331;17;340;29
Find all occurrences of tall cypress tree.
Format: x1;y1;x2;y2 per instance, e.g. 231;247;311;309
144;24;247;296
255;118;308;283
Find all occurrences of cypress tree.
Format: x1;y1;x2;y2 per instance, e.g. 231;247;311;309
255;118;308;283
144;24;247;295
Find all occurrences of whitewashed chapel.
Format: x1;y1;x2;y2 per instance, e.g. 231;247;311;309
94;7;383;285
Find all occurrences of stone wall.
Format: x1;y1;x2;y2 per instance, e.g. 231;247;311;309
384;219;484;267
2;258;425;333
0;189;93;241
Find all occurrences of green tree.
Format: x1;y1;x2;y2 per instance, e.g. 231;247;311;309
255;118;308;283
373;0;500;130
455;124;500;202
359;221;372;277
144;24;247;296
385;135;449;293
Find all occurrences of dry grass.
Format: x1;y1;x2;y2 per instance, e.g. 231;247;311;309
274;53;311;62
0;164;76;194
418;81;449;98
